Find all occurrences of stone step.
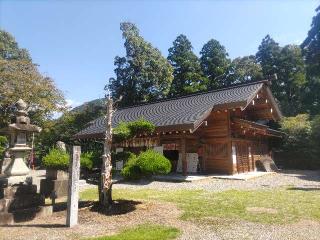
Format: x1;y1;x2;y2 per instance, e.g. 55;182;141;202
0;205;53;225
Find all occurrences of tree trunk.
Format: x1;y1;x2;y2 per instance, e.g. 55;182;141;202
99;97;113;208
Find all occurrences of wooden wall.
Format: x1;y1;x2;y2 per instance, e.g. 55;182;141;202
198;110;233;174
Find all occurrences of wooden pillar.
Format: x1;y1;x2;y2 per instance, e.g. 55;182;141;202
180;137;187;176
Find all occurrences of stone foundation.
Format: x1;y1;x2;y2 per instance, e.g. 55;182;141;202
0;184;52;225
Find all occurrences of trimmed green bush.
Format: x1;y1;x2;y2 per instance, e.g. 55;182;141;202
113;118;155;143
81;152;94;170
136;149;171;175
121;149;171;180
42;148;70;170
128;118;155;136
121;154;141;180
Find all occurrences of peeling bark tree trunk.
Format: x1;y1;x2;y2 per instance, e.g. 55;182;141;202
99;97;113;208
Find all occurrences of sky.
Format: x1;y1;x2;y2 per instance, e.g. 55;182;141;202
0;0;319;108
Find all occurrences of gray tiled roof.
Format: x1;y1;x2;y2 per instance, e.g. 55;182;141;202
74;81;266;139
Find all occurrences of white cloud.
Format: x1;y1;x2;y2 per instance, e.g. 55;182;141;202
66;99;82;108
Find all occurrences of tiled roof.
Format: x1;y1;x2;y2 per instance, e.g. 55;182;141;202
74;81;270;139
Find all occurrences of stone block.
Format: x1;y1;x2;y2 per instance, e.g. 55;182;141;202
46;169;69;180
40;178;68;198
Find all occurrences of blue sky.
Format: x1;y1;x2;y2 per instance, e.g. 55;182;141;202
0;0;319;108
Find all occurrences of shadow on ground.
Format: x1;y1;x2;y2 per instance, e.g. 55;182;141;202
90;199;142;216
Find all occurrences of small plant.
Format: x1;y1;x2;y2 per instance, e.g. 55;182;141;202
121;149;171;180
42;148;70;170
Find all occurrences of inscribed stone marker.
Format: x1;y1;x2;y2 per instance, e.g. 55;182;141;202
66;146;81;227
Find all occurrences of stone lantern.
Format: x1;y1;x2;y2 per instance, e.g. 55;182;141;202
0;99;41;185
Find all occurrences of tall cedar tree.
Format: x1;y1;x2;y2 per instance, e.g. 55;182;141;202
301;5;320;116
109;22;173;107
225;55;263;86
0;30;65;127
200;39;230;89
256;35;307;116
167;34;207;96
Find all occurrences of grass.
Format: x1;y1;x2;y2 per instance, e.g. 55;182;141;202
80;187;320;224
84;224;180;240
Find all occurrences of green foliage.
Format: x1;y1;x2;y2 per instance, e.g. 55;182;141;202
136;149;171;175
121;149;171;180
0;30;31;61
42;148;70;170
0;135;8;156
256;36;307;116
0;31;66;128
112;151;135;164
81;152;94;170
279;114;319;169
168;34;207;96
128;118;155;136
109;22;173;107
200;39;231;89
311;115;320;153
225;55;263;85
301;5;320;77
113;122;131;142
120;154;141;180
35;102;105;159
85;224;180;240
113;118;155;142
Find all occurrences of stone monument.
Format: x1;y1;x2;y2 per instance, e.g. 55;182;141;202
0;99;52;224
66;146;81;227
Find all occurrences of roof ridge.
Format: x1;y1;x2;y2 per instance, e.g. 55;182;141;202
118;80;269;110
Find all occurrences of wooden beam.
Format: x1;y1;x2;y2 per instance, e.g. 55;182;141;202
180;137;187;176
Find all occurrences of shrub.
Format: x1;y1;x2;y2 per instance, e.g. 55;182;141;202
136;149;171;176
121;149;171;180
278;114;320;169
80;152;94;170
120;154;141;180
42;148;70;170
112;151;135;165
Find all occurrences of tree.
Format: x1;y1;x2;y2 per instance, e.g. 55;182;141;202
0;30;31;61
225;55;263;86
301;5;320;116
109;22;173;107
256;36;307;116
167;34;207;96
200;39;230;89
301;5;320;77
0;31;65;127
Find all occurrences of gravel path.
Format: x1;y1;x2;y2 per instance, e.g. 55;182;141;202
113;170;320;192
1;170;319;240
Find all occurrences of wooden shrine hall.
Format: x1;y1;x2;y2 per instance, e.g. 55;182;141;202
75;80;282;176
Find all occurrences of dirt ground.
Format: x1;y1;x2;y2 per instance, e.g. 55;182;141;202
1;170;320;240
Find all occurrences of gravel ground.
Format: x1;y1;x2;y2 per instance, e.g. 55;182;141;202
113;170;320;192
0;170;319;240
